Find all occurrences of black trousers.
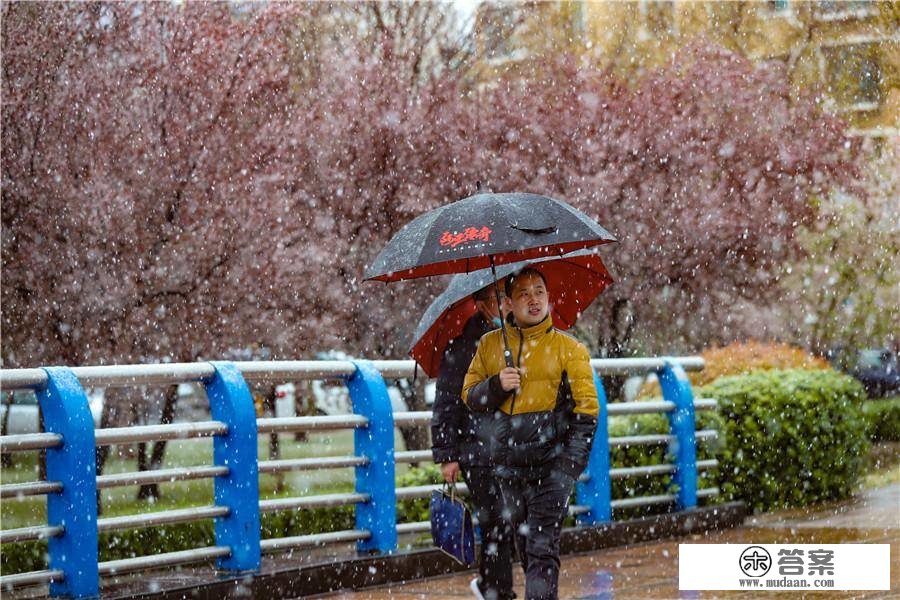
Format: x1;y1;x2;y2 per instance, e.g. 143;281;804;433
497;470;574;600
462;465;516;600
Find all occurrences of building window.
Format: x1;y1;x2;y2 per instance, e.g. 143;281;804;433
816;0;874;18
819;0;869;12
823;43;882;106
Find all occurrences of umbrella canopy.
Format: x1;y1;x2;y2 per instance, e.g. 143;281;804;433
409;249;613;377
364;192;616;282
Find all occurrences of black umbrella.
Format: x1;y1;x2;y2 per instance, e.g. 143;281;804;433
365;192;616;366
409;249;613;377
365;192;615;282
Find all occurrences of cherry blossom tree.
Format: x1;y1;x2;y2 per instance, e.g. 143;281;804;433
2;2;317;497
781;137;899;355
3;4;863;435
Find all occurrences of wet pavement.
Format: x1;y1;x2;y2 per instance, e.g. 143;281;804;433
318;485;899;599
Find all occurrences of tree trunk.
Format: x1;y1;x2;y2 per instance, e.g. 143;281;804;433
1;392;13;468
38;405;46;480
263;385;284;494
396;377;429;466
94;395;115;514
293;381;313;442
137;386;179;500
598;298;636;403
136;440;149;495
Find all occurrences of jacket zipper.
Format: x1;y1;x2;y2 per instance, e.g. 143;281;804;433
509;327;524;416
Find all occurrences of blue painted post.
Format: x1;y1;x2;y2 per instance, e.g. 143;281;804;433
657;360;697;510
203;361;260;571
576;370;612;525
38;367;99;598
345;360;397;553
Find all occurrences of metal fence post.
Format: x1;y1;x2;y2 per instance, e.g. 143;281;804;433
576;370;612;525
204;361;260;571
345;360;397;553
657;360;697;510
38;367;99;598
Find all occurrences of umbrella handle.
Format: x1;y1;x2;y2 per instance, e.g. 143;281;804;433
489;256;515;369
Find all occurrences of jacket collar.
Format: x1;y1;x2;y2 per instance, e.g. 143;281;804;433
506;312;554;340
466;312;493;337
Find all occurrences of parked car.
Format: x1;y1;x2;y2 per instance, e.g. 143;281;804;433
1;389;104;435
829;347;900;399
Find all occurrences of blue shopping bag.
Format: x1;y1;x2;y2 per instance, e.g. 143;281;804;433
430;483;475;565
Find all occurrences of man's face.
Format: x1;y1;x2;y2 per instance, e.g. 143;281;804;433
508;273;549;327
474;286;505;322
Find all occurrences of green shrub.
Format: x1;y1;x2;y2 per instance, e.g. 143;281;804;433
605;410;725;519
699;369;869;513
863;397;900;442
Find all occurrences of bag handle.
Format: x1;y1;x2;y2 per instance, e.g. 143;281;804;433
443;481;457;503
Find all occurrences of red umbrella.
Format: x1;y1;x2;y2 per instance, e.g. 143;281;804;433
409;250;613;377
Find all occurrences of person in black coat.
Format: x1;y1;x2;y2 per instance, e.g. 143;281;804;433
431;285;515;600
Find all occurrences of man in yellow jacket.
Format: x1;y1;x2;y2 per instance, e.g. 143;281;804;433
463;267;599;600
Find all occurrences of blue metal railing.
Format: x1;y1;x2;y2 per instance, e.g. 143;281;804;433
0;357;715;597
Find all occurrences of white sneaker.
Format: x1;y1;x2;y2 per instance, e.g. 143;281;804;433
470;577;486;600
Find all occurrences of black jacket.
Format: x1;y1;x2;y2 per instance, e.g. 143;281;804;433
430;313;496;467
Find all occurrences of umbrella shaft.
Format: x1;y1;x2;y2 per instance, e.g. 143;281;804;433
489;256;515;369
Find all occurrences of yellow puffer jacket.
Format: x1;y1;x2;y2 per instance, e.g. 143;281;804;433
462;313;599;478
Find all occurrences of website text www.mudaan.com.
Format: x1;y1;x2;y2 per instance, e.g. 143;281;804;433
739;578;836;589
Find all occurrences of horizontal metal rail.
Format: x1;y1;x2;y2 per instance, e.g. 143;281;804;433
234;361;356;382
259;456;366;474
1;466;228;500
260;529;371;553
97;466;228;489
94;422;227;446
608;486;721;511
609;430;717;448
693;398;718;411
256;415;367;434
0;459;713;502
607;398;717;416
609;464;677;479
0;569;64;589
259;493;369;513
97;506;228;533
0;480;63;499
0;432;62;453
392;411;432;426
395;483;469;501
0;524;64;544
0;357;705;391
397;521;431;535
609;459;719;480
394;450;433;464
590;357;704;375
97;546;231;576
610;493;677;510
